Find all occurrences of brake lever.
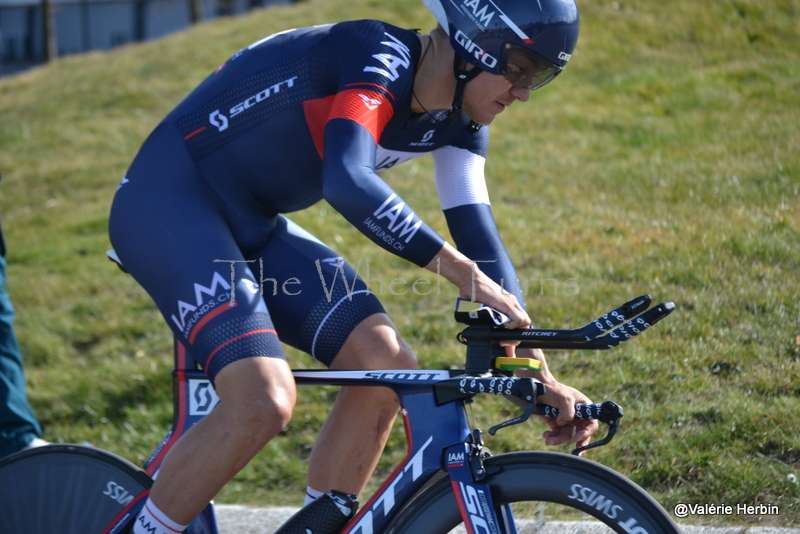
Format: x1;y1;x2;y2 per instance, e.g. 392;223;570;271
488;401;536;436
570;419;620;456
486;399;623;457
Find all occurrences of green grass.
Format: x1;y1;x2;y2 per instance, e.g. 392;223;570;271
1;0;799;526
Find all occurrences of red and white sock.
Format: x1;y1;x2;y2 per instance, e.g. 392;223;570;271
133;498;188;534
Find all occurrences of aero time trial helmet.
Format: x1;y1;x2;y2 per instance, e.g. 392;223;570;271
422;0;580;90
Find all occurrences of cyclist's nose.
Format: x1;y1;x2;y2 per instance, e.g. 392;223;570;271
511;85;531;103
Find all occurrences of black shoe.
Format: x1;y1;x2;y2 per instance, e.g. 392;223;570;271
273;490;359;534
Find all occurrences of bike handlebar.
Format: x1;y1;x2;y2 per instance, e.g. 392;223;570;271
448;296;672;453
507;301;674;350
434;375;625;452
538;400;623;423
455;295;674;372
456;294;674;350
435;377;622;424
437;376;544;403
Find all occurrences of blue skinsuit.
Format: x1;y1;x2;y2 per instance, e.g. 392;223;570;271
109;20;523;379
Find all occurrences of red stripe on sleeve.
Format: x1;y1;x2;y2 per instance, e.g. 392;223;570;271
303;88;394;158
303;95;336;159
329;88;394;143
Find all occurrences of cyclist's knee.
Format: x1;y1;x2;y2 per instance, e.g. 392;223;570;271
390;342;417;370
214;357;296;442
244;386;295;432
238;398;294;448
332;313;417;370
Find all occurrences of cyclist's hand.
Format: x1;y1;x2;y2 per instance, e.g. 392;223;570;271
538;382;599;454
427;244;530;329
460;269;529;329
512;348;599;455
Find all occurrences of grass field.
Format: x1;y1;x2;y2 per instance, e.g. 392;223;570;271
0;0;798;526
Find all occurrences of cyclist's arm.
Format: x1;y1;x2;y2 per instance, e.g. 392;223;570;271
433;146;597;444
433;145;527;308
321;118;446;267
424;242;529;328
320;120;528;327
315;22;452;268
444;204;525;304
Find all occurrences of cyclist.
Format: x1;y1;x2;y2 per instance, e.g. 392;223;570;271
109;0;595;532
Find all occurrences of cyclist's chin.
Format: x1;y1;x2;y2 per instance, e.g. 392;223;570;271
473;106;508;126
469;113;497;127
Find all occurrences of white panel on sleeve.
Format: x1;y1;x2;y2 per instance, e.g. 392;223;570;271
374;145;425;172
433;146;490;210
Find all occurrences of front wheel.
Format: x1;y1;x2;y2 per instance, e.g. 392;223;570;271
384;451;682;534
0;444;152;533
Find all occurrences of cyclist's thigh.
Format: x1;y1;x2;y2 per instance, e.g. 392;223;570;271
250;216;385;367
109;127;285;382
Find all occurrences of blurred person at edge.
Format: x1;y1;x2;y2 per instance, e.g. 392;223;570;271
0;198;48;460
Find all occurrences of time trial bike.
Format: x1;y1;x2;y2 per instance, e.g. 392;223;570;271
0;276;681;534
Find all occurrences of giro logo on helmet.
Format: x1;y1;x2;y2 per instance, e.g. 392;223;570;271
423;0;579;79
455;30;499;69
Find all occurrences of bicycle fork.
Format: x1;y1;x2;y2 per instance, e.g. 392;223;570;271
445;431;518;534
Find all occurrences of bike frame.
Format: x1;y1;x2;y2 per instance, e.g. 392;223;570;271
106;340;519;534
104;295;674;534
293;369;504;534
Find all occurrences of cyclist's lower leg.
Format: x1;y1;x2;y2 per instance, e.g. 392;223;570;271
306;313;416;497
134;357;296;533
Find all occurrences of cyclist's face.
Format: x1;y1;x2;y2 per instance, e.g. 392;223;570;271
462;69;531;126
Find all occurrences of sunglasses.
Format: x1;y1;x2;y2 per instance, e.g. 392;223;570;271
499;43;563;90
